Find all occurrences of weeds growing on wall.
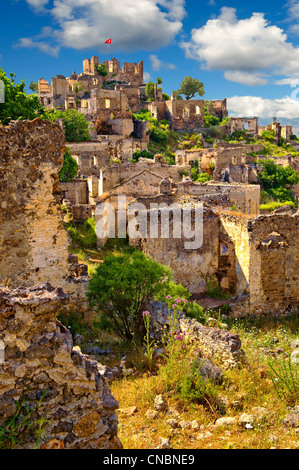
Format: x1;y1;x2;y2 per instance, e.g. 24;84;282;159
0;390;48;449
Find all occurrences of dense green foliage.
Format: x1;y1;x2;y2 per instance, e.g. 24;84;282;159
94;64;108;77
175;76;205;100
45;108;91;142
260;201;295;211
258;159;299;202
132;149;155;162
0;69;46;125
59;147;78;182
86;251;173;341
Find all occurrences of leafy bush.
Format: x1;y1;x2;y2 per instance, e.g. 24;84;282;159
261;129;275;142
258;159;299;202
0;69;46;125
150;126;169;146
196;173;210;183
260;201;295;211
204;110;220;128
132;149;155;162
86;251;173;342
45;109;91;142
59;147;78;182
177;359;219;403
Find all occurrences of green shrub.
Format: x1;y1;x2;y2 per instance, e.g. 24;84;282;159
45;108;91;142
150;127;169;146
261;129;275;142
59;147;78;182
86;251;173;342
258;159;299;202
177;359;219;403
132;149;155;162
196;172;210;183
260;201;295;211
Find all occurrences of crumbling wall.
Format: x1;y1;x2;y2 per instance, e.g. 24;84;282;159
229;117;258;136
0;283;121;449
221;212;299;316
101;159;188;193
176;181;260;216
0;119;70;288
205;99;228;121
132;208;220;293
212;144;263;183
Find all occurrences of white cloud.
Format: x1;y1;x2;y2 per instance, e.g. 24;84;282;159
143;71;151;82
25;0;50;11
227;95;299;119
16;37;60;57
149;54;176;71
181;6;299;85
224;71;268;86
21;0;186;55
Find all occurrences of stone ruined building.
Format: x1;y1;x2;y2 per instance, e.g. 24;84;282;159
149;97;205;131
258;117;293;143
0;119;122;449
38;56;144;115
125;194;299;317
148;97;228;132
38;56;151;172
229;117;259;138
93;144;299;317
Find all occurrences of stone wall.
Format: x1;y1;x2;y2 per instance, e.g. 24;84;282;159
67;138;148;176
175;181;260;216
0;284;121;449
229;117;258;136
148;300;244;370
0;119;70;288
0;119;122;449
132;207;220;294
102;159;188;193
221;211;299;316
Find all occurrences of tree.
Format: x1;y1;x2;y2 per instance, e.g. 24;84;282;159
258;159;299;202
176;76;205;100
0;69;46;125
29;81;39;93
86;251;173;342
59;147;78;182
95;64;108;77
45;108;91;142
145;81;155;100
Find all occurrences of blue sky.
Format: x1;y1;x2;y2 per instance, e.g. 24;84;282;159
2;0;299;119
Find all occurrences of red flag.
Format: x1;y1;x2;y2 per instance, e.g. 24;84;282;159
105;39;111;44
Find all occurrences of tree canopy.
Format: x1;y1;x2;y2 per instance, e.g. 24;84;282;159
86;251;172;342
45;108;91;142
258;159;299;202
175;76;205;100
0;69;45;125
59;147;78;182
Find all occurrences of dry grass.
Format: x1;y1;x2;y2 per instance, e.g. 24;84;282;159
109;314;299;450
